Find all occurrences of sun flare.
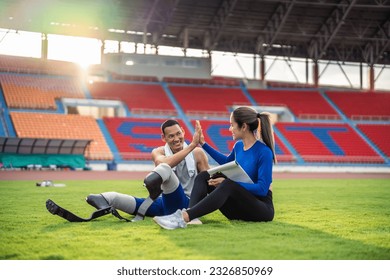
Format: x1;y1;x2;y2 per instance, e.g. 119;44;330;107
47;34;101;69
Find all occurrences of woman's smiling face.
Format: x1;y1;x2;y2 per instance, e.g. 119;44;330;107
229;113;243;141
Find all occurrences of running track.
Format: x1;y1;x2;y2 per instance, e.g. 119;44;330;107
1;170;389;181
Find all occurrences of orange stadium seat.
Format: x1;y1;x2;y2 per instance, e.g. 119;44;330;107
0;74;85;110
10;112;113;161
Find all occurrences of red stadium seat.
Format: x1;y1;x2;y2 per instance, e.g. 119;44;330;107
169;85;251;117
88;82;177;116
249;89;340;120
103;117;192;160
357;124;390;157
276;122;384;163
326;91;390;120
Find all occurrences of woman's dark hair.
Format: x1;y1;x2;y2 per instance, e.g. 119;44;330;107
232;106;277;163
161;119;180;135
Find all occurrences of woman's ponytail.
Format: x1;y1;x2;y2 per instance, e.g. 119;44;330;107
259;112;277;164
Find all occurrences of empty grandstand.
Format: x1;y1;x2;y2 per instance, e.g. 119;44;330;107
0;53;388;170
0;0;389;171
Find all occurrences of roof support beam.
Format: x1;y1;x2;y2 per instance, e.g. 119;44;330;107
143;0;161;28
204;0;238;50
308;0;357;61
141;0;181;46
153;0;181;45
256;0;296;55
362;19;390;65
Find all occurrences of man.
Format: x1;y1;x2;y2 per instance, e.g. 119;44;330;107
85;119;209;219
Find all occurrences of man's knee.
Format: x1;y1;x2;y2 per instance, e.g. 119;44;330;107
152;163;173;181
148;163;180;194
144;172;163;200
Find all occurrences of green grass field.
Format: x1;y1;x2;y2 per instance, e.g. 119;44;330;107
0;178;389;260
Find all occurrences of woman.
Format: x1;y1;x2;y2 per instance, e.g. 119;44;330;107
153;106;277;229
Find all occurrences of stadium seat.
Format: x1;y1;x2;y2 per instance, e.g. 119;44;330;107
249;89;340;120
191;120;295;162
88;82;177;116
10;112;113;161
0;73;85;110
1;57;389;166
357;124;390;157
169;85;251;117
103;117;192;160
326;91;390;120
276;122;384;163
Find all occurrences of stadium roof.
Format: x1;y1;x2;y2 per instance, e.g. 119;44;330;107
0;0;389;65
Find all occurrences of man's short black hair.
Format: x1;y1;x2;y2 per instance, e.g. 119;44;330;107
161;119;180;135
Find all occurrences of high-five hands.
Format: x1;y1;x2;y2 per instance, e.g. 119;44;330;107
195;120;205;145
192;120;205;146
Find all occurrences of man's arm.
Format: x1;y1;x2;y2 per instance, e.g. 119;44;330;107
151;121;202;167
151;142;198;168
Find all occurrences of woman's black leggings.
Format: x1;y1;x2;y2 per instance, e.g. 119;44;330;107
187;171;274;222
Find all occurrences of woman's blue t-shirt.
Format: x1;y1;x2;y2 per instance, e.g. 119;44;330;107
203;140;273;197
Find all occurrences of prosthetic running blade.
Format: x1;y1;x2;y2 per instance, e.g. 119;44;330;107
46;199;114;222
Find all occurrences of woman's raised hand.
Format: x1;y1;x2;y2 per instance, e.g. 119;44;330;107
195;120;205;145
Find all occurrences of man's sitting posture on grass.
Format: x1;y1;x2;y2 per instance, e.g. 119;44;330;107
47;119;209;223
